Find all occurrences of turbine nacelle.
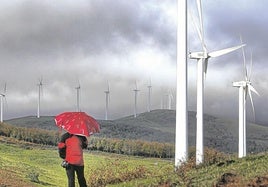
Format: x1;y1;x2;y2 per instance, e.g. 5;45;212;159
133;81;139;92
232;81;250;88
0;83;7;97
37;82;43;87
0;84;7;98
189;51;209;59
104;82;110;94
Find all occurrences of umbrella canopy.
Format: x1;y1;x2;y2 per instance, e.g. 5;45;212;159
55;112;100;137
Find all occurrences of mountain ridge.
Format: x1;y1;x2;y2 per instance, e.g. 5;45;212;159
5;109;268;154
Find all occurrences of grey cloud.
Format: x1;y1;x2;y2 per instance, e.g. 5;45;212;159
0;0;268;126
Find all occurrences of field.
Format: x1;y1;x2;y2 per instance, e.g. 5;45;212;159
1;136;268;186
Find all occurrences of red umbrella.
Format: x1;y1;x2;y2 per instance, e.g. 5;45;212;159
55;112;100;137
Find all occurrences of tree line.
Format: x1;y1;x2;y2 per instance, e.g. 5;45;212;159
89;137;174;158
0;122;175;158
0;122;59;145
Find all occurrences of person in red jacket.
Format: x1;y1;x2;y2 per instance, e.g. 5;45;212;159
58;132;88;187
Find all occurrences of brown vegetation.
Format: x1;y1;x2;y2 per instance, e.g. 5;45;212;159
0;169;36;187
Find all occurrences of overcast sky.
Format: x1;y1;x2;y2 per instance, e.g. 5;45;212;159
0;0;268;125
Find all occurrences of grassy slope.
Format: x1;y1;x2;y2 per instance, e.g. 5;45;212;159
0;137;66;187
0;136;173;187
1;136;268;186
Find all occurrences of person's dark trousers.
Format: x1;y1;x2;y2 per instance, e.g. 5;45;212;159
66;164;87;187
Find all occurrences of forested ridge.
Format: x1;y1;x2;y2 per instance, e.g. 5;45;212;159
0;122;174;158
4;109;268;155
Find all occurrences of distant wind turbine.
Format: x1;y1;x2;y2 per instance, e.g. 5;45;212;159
233;44;259;158
147;80;152;112
75;83;81;112
104;82;110;120
160;93;164;109
0;83;7;123
166;91;174;110
189;0;245;164
37;77;43;118
133;81;140;118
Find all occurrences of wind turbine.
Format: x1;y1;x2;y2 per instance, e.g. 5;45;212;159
37;77;43;118
0;83;7;123
133;81;140;118
147;79;152;112
166;91;174;110
189;0;245;164
160;91;164;109
75;83;81;112
104;82;110;120
233;45;259;158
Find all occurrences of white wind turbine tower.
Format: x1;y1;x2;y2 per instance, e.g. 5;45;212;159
175;0;188;167
104;82;110;120
75;83;81;112
189;0;245;164
147;79;152;112
37;77;43;118
0;83;7;123
133;81;140;118
233;45;259;158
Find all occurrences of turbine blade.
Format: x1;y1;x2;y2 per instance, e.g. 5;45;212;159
196;0;206;51
204;58;208;75
170;93;174;100
4;97;8;112
77;78;81;89
39;76;43;84
248;50;253;81
41;84;44;97
209;44;245;58
248;88;256;122
3;83;7;94
239;36;248;81
190;10;205;50
149;78;152;87
248;84;260;96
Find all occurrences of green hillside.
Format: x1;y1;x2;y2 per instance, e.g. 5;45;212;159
97;109;176;142
6;116;56;130
1;137;268;187
5;109;268;154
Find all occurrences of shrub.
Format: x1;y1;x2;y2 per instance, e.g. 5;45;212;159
26;170;40;183
175;147;229;186
87;158;150;186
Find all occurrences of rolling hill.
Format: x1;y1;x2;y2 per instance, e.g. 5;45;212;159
5;109;268;154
